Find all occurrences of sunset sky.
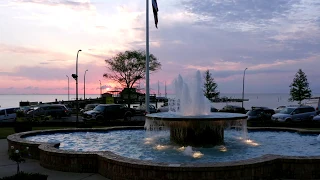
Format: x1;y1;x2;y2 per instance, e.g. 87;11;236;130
0;0;320;95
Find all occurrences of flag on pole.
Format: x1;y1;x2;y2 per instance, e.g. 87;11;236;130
152;0;159;28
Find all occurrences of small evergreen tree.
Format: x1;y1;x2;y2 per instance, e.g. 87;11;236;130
203;70;220;101
288;69;312;104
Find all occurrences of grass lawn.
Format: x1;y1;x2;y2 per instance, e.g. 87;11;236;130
0;126;110;139
0;128;15;139
0;127;70;139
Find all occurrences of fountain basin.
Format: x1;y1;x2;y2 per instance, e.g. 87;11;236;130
145;112;247;146
6;127;320;179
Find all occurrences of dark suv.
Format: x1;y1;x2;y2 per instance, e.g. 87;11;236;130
246;107;275;122
27;104;71;119
82;104;136;122
219;105;246;114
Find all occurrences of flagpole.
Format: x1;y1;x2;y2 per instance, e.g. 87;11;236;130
146;0;150;114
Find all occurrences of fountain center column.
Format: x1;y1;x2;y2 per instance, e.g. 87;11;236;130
170;120;224;146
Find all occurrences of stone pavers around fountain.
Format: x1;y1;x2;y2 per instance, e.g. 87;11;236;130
0;139;108;180
6;126;320;180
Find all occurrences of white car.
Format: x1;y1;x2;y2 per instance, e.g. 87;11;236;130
157;105;169;112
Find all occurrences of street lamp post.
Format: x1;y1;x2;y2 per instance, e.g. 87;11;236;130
84;69;88;100
72;49;81;126
66;75;69;101
242;68;248;109
99;80;102;96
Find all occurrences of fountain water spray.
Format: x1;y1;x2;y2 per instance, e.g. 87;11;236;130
145;71;248;146
169;71;211;115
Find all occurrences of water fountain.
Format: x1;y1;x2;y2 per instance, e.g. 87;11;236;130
7;71;320;179
145;71;247;146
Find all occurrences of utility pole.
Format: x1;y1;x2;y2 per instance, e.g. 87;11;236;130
72;49;81;126
84;69;88;100
99;80;102;96
66;75;69;101
242;68;248;109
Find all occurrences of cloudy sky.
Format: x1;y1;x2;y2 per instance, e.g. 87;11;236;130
0;0;320;95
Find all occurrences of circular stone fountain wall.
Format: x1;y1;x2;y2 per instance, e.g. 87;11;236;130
7;127;320;180
145;112;247;146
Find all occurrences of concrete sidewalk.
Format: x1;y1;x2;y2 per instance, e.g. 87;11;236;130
0;139;108;180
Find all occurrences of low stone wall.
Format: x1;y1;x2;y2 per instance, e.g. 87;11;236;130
6;127;320;180
39;143;100;173
97;154;279;180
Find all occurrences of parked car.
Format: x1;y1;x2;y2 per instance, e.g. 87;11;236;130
19;106;36;113
80;104;99;114
274;106;286;113
271;105;316;122
313;115;320;121
135;104;157;114
210;106;218;112
219;105;246;114
157;103;169;112
0;107;19;122
82;104;136;122
156;103;218;113
64;104;76;113
26;104;71;119
246;107;275;122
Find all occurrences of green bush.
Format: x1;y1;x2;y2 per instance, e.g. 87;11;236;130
0;172;48;180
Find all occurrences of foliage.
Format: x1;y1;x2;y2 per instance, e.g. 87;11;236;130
15;110;25;118
288;69;312;104
8;146;30;174
0;172;48;180
14;110;33;133
15;110;29;123
203;70;220;101
103;50;161;89
16;109;51;124
103;50;161;107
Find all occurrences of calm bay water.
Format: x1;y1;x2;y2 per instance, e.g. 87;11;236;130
0;93;319;110
0;94;100;108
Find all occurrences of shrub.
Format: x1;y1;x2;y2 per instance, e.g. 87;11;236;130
8;146;29;174
5;146;48;180
0;172;48;180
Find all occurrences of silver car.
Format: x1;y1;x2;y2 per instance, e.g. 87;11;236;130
271;105;316;122
313;115;320;121
157;103;169;112
0;107;19;122
273;106;286;113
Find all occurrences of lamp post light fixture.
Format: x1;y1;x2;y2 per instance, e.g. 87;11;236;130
241;67;248;109
66;75;69;101
72;49;81;126
99;80;102;96
84;69;88;100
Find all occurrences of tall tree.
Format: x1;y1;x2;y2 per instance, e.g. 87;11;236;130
103;50;161;107
288;69;312;104
203;70;220;101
